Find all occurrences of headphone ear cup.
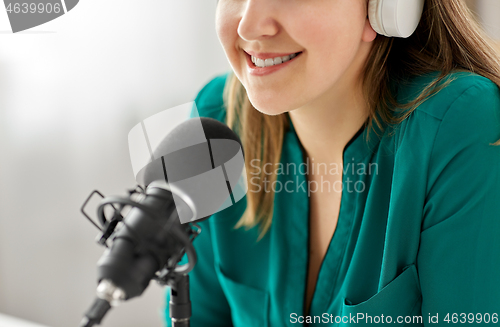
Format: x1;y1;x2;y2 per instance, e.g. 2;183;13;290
368;0;386;36
369;0;425;38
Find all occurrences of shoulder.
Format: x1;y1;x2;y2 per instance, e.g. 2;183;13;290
192;73;231;123
400;71;500;122
396;71;500;145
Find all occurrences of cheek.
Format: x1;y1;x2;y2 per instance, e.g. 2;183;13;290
215;4;240;61
296;13;362;53
292;15;364;77
215;18;230;52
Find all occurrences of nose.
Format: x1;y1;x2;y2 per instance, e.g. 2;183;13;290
237;0;280;42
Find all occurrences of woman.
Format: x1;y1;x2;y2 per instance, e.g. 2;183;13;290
165;0;500;326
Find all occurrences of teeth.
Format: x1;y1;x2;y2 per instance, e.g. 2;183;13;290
251;53;299;68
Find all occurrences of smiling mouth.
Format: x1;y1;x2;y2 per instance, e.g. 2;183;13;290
249;52;303;68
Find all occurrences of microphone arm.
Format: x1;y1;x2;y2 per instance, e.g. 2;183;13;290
79;182;200;327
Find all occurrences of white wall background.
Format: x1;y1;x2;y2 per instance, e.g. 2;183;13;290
0;1;229;327
0;1;499;327
475;0;500;40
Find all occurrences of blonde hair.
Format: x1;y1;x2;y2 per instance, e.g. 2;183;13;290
224;0;500;237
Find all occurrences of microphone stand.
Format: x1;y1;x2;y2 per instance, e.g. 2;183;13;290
168;274;191;327
154;261;192;327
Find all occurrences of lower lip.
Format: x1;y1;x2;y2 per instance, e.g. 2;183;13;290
246;52;302;76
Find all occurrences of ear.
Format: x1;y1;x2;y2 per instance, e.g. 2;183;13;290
362;18;377;42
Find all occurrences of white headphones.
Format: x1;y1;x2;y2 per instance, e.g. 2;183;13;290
368;0;425;38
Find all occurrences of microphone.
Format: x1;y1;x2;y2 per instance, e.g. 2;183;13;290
80;117;245;327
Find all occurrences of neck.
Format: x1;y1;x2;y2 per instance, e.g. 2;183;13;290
288;41;371;167
288;77;369;167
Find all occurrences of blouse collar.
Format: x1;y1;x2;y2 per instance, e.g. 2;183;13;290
286;110;387;164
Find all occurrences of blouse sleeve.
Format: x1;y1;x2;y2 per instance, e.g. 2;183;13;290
417;81;500;324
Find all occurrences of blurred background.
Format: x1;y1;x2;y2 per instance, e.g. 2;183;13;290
0;1;499;327
0;1;229;327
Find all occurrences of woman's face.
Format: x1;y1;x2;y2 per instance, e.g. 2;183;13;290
216;0;377;115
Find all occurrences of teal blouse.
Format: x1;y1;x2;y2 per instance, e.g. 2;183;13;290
165;71;500;326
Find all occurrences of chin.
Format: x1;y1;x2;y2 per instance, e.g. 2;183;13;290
246;94;292;116
245;88;301;116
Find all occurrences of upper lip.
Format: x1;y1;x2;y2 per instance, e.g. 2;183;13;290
244;50;301;60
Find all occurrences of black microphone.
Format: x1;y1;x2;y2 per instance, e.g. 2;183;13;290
80;117;245;327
